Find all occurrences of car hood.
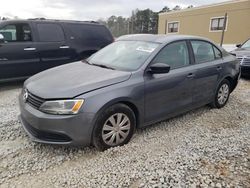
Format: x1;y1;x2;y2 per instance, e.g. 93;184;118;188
231;48;250;57
25;62;131;99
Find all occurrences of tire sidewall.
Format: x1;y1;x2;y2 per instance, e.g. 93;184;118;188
214;79;231;108
93;104;136;150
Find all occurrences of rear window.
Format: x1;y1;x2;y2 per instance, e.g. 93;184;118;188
37;23;65;42
68;24;112;42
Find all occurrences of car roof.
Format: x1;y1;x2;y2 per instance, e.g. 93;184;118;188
0;19;102;26
117;34;212;44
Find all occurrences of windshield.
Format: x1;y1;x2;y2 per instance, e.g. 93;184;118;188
241;39;250;48
88;41;159;71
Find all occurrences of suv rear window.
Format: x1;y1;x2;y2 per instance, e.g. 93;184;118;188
69;24;112;42
37;23;65;42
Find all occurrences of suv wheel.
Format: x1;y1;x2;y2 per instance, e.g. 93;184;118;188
211;79;231;108
93;104;136;151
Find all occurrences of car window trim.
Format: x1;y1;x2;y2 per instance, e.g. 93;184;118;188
145;39;193;72
189;39;223;64
186;40;196;65
59;22;68;41
212;45;222;59
0;22;34;43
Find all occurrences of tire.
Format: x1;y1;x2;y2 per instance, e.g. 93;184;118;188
210;79;231;108
92;104;136;151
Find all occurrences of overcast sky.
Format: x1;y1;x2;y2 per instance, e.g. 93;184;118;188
0;0;229;21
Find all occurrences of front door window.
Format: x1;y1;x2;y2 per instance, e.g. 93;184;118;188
152;41;190;70
0;23;32;42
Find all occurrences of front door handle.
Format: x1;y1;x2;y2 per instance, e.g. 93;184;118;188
59;45;70;49
24;47;36;51
187;73;195;78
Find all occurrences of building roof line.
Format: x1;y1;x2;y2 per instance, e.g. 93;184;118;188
160;7;249;19
159;0;249;16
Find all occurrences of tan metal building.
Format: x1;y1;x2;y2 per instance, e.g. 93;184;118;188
158;0;250;49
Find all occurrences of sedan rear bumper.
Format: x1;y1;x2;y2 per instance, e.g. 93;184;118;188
19;94;96;146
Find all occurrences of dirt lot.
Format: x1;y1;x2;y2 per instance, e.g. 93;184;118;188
0;79;249;188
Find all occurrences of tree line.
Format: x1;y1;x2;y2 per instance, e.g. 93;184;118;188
1;5;194;37
98;5;194;37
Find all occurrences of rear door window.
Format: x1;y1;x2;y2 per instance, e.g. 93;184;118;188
191;40;218;64
37;23;65;42
0;23;32;42
69;24;112;41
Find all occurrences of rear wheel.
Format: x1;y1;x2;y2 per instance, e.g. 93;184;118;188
211;79;231;108
93;104;136;151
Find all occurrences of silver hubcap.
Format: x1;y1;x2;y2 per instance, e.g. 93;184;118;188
217;84;229;105
102;113;131;146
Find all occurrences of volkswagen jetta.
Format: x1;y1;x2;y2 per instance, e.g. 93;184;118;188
19;34;240;150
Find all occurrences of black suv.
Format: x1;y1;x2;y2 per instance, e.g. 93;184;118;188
0;19;113;82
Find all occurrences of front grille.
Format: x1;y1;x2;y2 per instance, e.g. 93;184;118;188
26;92;45;109
237;57;250;64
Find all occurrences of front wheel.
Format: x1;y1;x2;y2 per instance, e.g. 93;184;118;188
211;79;231;108
93;104;136;151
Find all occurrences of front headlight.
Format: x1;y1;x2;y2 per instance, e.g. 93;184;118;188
40;99;84;115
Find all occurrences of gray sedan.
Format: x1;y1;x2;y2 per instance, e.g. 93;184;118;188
19;34;240;150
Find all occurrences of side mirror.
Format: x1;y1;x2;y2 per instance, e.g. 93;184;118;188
149;63;170;74
236;44;241;48
0;34;4;43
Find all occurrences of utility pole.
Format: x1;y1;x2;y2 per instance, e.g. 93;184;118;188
131;18;134;34
127;19;130;34
165;20;167;34
220;12;227;47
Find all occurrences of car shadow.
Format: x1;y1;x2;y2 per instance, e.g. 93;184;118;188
0;81;24;91
29;105;211;154
241;76;250;81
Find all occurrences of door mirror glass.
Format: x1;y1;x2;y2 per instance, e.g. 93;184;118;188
149;63;170;74
236;44;241;48
0;33;4;43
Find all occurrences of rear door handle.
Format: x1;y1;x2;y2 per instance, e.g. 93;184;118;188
24;47;36;51
59;45;70;49
187;73;195;78
217;66;222;71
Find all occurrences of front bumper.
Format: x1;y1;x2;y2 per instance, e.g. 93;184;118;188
19;94;95;146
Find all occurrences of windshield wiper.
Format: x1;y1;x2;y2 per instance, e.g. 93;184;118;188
82;60;115;70
81;59;92;65
92;63;115;70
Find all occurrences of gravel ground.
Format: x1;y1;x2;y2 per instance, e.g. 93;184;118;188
0;79;249;188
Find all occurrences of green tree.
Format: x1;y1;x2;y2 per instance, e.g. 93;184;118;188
172;5;181;11
132;9;158;34
159;6;171;13
187;5;194;8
